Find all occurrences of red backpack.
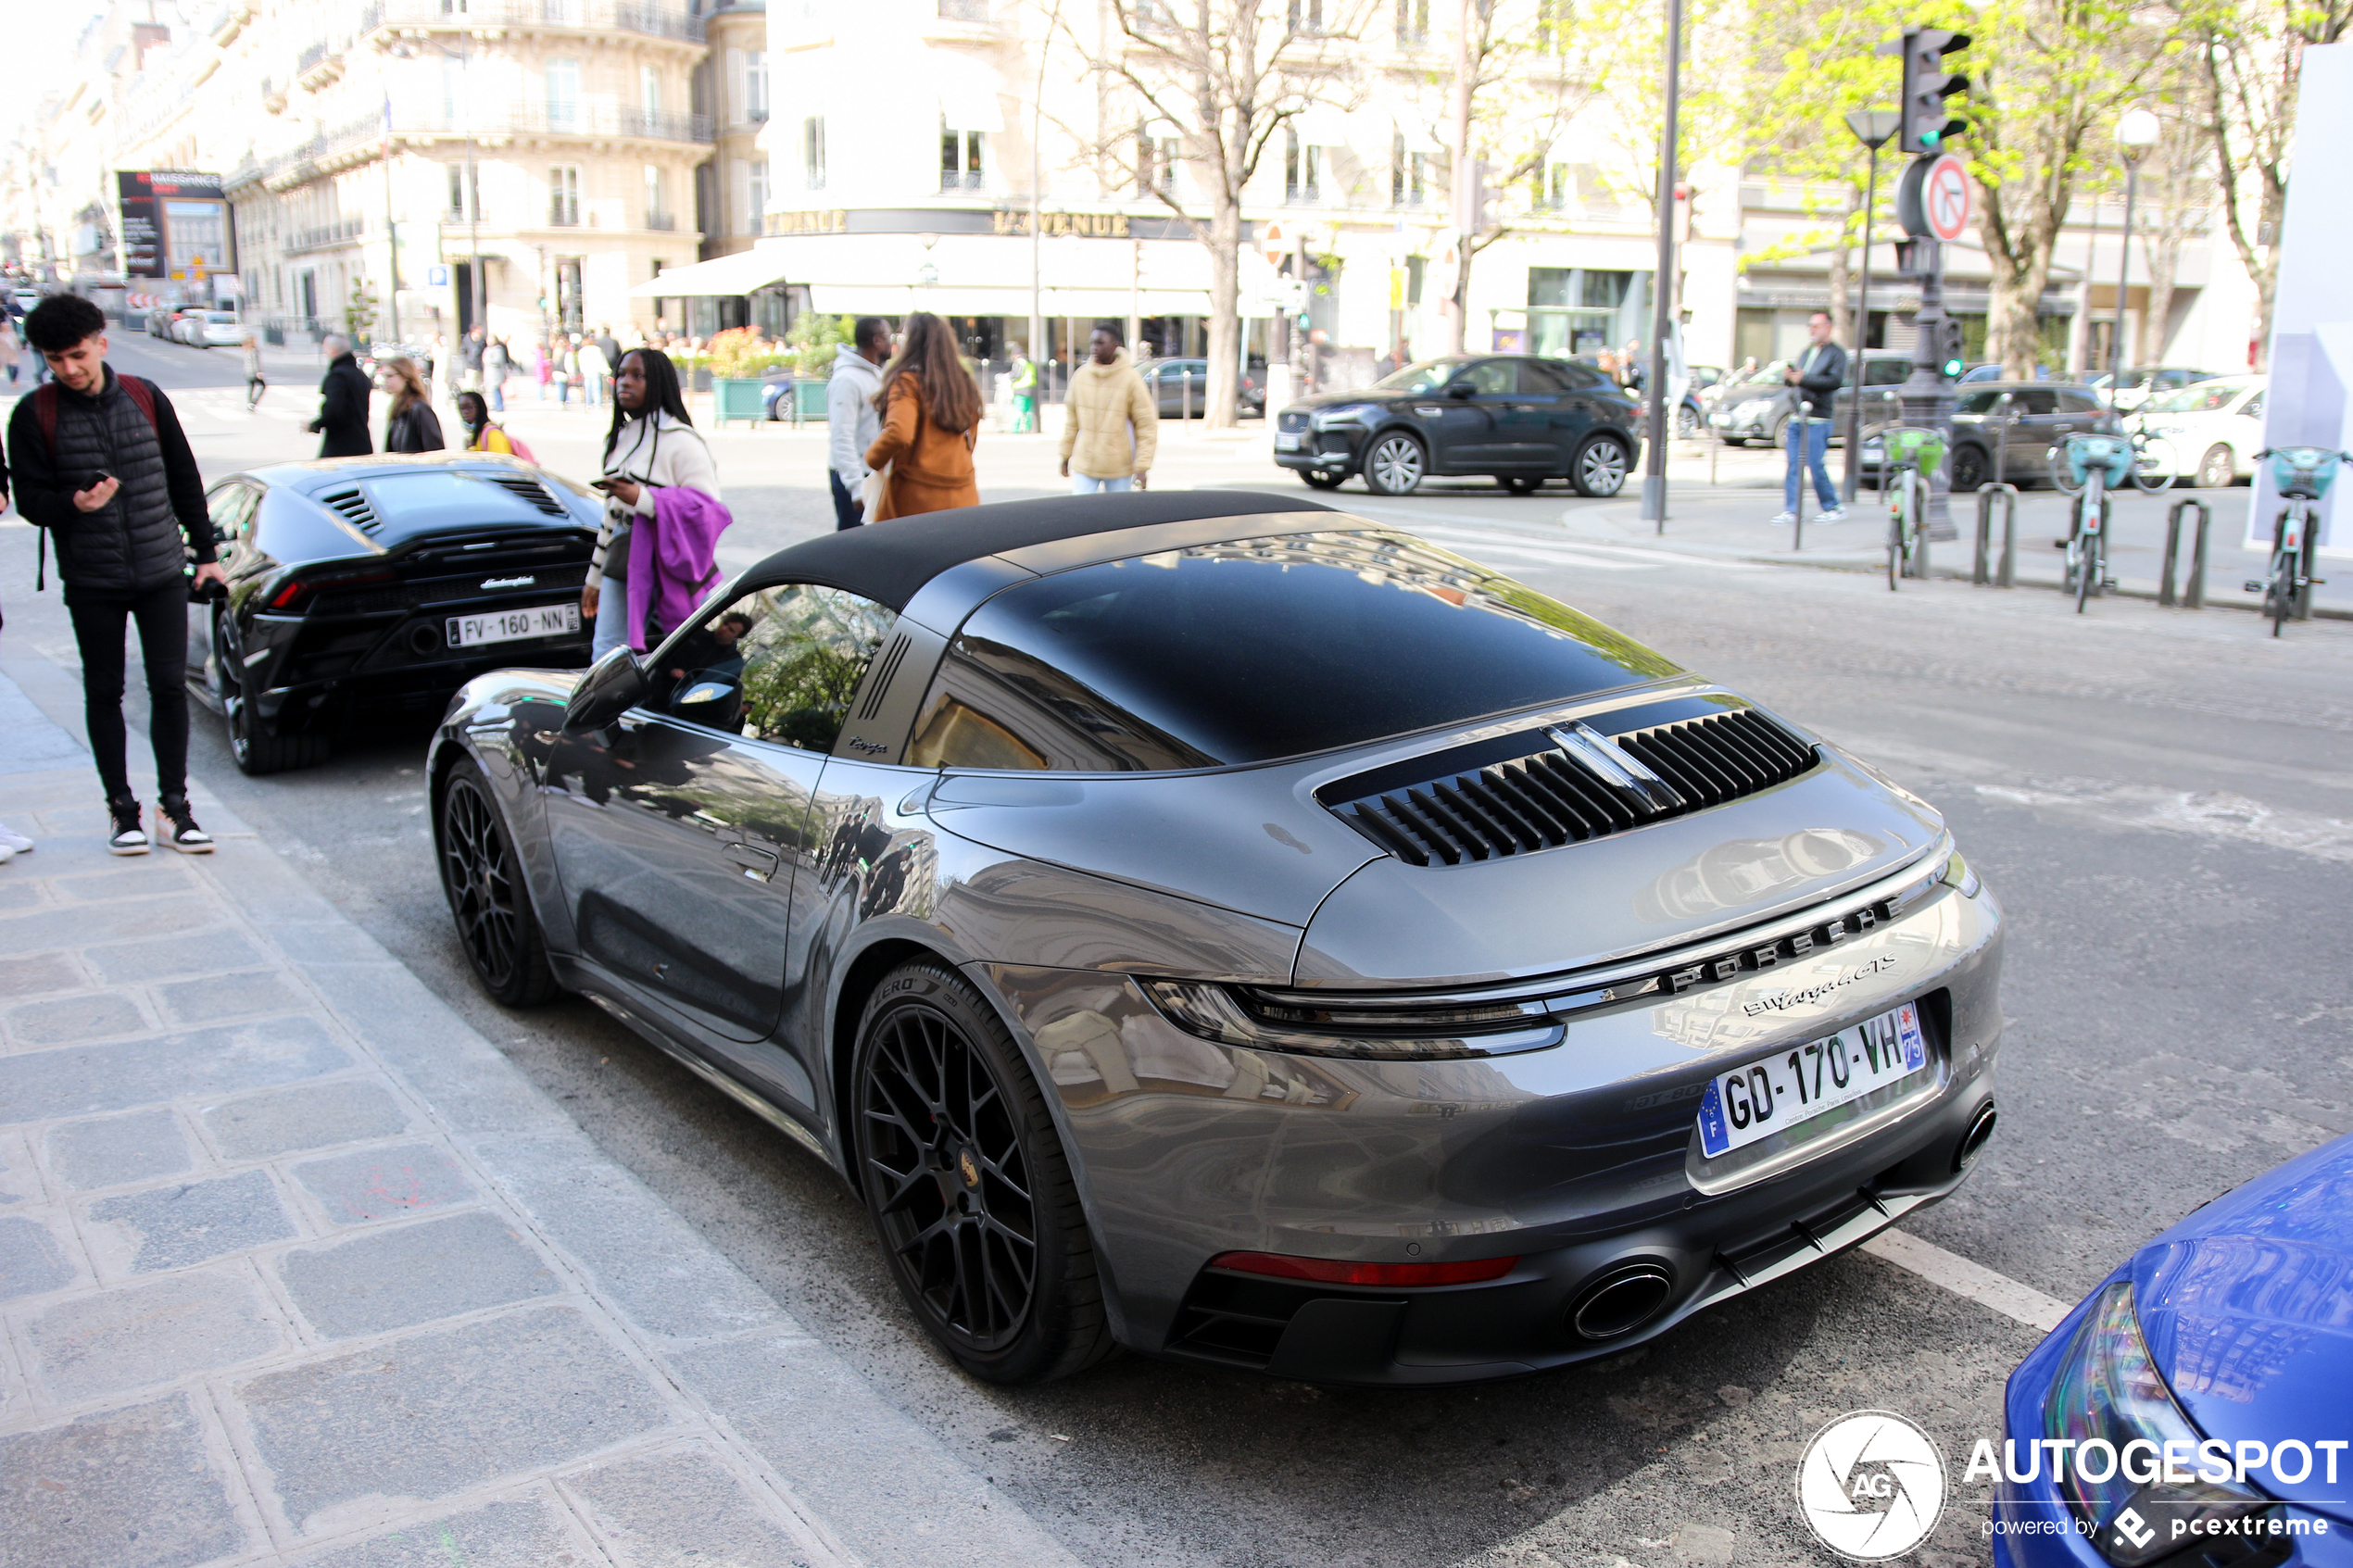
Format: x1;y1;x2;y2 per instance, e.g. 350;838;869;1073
29;375;161;592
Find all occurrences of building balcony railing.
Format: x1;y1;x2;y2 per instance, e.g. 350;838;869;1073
1284;183;1321;204
359;0;705;44
937;0;988;18
437;105;715;143
645;212;676;230
295;40;347;89
289;216;368;252
939;170;986;192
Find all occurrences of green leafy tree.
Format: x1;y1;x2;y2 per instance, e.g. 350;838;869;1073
785;310;852;375
1959;0;2177;375
2180;0;2351;366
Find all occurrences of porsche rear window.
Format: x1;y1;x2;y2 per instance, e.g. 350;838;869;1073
906;530;1683;771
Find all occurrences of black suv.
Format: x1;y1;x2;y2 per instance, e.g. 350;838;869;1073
1858;382;2110;489
1273;354;1640;497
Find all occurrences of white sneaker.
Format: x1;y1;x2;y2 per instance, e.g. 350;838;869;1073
107;799;150;856
0;843;13;865
1769;510;1797;526
0;822;30;855
1819;507;1849;524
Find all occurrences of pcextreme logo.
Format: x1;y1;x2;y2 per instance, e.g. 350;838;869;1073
1796;1410;1948;1561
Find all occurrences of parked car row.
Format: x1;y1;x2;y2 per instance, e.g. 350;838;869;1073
145;304;245;346
1855;376;2268;489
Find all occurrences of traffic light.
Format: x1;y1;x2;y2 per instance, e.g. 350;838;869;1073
1939;319;1967;379
1883;29;1969;155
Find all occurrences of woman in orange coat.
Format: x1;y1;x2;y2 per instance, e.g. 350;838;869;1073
862;311;981;520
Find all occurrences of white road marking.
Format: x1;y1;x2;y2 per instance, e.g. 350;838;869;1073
1862;1227;2073;1333
1335;502;1764;569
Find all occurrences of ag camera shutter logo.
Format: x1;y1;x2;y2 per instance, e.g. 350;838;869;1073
1796;1410;1948;1560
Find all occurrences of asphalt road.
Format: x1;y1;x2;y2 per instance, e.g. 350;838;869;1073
6;332;2348;1568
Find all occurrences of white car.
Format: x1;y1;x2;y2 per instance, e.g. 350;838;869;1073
2129;376;2265;488
192;311;246;347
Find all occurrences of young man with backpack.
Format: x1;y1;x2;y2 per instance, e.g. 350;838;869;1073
6;294;225;855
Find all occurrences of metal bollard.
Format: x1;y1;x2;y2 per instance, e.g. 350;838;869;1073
1974;483;2019;586
2160;498;2212;608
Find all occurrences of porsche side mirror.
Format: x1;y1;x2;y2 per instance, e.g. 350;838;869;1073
563;646;647;732
1445;382;1477;399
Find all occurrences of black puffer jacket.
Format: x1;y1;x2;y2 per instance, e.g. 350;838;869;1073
5;368;214;596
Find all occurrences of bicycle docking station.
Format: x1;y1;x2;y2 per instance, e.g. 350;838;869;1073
2162;498;2212;609
1973;484;2019;587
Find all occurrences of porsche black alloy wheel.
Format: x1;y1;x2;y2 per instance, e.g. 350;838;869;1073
853;960;1113;1383
1950;443;1989;493
438;759;558;1006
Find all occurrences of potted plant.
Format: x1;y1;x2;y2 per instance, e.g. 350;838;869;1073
706;327;791;427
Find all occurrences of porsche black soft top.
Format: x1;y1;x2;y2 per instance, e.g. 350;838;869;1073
742;490;1336;611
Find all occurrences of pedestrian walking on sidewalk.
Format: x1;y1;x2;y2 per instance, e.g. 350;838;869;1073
583;346;724;659
6;295;222;855
459;325;485;394
0;309;19;387
381;358;446;453
581;333;612;408
1059;322;1157;495
826;316;888;530
1008;343;1038;433
241;332;266;411
308;333;373;458
484;334;510;411
862;311;980;521
1773;311;1847;527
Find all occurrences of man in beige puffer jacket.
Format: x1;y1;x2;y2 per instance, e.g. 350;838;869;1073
1059;324;1158;492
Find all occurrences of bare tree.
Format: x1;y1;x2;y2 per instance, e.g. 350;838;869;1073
1069;1;1368;429
2187;0;2351;367
2134;97;2209;364
1426;0;1595;353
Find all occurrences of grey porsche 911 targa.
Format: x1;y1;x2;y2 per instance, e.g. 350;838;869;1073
429;490;2003;1386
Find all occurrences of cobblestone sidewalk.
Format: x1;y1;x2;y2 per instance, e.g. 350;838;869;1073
0;672;1080;1568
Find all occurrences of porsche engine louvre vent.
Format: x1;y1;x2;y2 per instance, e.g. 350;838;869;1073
486;474;568;517
319;487;380;533
1324;709;1818;867
856;633;912;721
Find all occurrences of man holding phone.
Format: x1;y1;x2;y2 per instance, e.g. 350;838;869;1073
6;294;226;854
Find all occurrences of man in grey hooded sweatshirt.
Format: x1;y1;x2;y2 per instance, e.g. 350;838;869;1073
825;316;889;529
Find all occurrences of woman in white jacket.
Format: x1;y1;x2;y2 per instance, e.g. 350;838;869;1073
580;347;722;659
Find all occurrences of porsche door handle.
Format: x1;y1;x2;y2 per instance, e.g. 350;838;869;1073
724;842;781;882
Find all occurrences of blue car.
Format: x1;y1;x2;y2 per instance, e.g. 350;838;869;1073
1997;1134;2353;1568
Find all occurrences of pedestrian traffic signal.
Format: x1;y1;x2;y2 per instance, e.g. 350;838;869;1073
1883;29;1969;155
1939;319;1967;379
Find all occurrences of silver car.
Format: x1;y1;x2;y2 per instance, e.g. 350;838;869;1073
430;492;2004;1386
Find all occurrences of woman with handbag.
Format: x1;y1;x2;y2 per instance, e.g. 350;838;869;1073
380;358;445;452
862;311;980;521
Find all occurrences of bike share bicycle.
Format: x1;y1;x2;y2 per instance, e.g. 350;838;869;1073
2246;446;2344;636
2049;432;2136;612
1881;427;1944;591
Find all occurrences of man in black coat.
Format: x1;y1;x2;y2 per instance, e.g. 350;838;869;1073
308;332;373;458
7;294;225;854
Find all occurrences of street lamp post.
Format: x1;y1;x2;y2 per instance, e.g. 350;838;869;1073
2108;107;2161;423
1840;109;1900;504
1639;0;1685;530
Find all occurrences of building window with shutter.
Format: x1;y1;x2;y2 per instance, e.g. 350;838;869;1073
641;66;661;117
1284;130;1319;203
804;116;826;189
645;164;671;230
748;159;768;234
1395;0;1428;44
746;52;769;122
549;165;581;227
